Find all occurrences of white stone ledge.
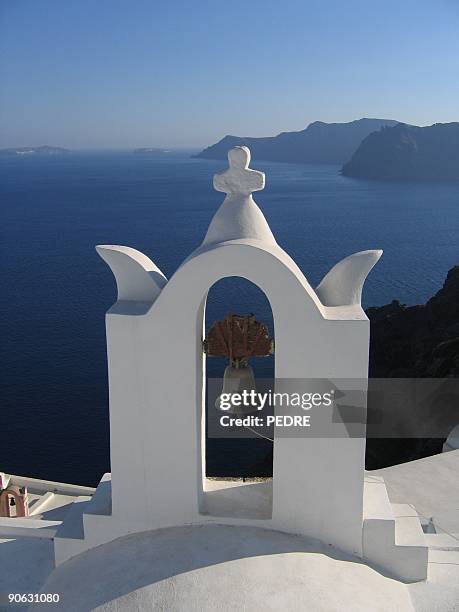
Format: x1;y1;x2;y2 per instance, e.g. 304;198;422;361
9;474;95;496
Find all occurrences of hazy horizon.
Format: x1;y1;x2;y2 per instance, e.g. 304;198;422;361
0;117;455;151
1;0;458;149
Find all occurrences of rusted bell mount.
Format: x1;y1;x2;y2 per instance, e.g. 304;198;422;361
203;314;274;414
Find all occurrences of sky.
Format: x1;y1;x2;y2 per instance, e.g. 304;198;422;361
0;0;458;149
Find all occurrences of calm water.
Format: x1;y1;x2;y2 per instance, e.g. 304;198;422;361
1;152;458;485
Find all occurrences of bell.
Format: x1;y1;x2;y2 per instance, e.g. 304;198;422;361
215;363;258;415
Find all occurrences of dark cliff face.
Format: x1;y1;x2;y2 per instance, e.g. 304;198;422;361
365;266;459;469
367;266;459;378
342;122;459;181
195;118;398;165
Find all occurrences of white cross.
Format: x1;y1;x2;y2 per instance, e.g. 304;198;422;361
213;146;265;197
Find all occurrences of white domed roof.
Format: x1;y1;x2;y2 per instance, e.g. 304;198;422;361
35;525;413;611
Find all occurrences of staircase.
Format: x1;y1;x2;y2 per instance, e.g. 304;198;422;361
363;475;428;582
53;473;112;566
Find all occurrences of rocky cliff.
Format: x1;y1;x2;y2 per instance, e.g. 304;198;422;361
365;266;459;469
368;266;459;378
196;118;398;165
342;122;459;181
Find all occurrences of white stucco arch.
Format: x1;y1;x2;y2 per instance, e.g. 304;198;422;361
100;237;374;557
88;147;383;560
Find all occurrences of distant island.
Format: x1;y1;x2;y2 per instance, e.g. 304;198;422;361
0;145;70;156
195;118;398;165
133;148;171;156
342;122;459;181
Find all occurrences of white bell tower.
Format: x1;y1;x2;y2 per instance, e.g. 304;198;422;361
53;146;428;583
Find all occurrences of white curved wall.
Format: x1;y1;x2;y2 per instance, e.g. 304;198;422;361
103;239;370;556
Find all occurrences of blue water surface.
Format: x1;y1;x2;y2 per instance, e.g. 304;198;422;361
1;152;458;484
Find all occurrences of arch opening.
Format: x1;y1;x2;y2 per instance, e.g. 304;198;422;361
198;276;274;519
203;276;275;479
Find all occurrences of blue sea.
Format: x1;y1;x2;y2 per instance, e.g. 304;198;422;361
1;151;458;485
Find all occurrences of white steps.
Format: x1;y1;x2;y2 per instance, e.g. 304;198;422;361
424;532;459;551
363;476;428;582
54;496;90;540
53;474;112;566
393;504;427;546
84;473;111;516
0;516;61;539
